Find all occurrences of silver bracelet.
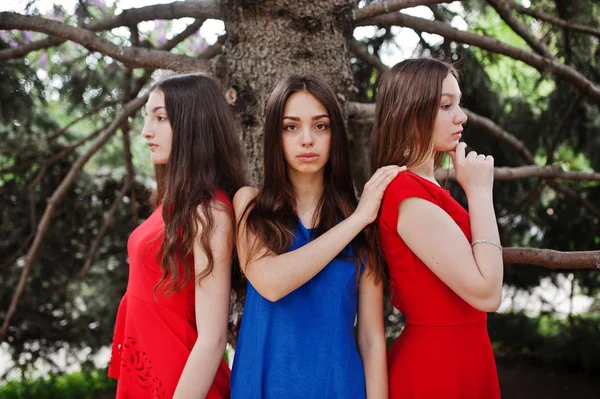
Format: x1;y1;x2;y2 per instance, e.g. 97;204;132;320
471;239;503;253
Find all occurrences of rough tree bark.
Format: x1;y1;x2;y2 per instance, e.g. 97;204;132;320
215;0;355;185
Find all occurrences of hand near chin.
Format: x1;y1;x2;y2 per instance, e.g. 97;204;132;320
449;142;494;197
354;165;407;225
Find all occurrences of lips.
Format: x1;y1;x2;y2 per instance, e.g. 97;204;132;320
148;143;158;150
298;152;319;162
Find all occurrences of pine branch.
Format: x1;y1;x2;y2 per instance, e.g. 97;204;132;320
353;0;455;22
0;13;208;71
486;0;554;58
509;1;600;38
356;12;600;103
0;0;220;61
0;94;148;343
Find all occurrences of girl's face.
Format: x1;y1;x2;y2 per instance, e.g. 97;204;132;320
432;73;468;152
281;91;332;178
141;89;173;165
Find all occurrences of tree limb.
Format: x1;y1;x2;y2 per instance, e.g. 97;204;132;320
0;0;221;61
0;13;208;72
503;248;600;269
0;94;148;343
357;12;600;103
434;165;600;181
76;179;131;280
349;39;389;71
47;99;119;142
462;108;535;163
509;1;600;38
486;0;554;58
353;0;456;22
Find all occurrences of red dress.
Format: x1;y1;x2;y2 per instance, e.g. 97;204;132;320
379;171;500;399
108;192;231;399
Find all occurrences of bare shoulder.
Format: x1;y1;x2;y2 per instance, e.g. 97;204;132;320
233;186;259;216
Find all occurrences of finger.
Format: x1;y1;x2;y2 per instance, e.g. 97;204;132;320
466;151;478;161
476;154;486;161
367;165;402;186
369;167;400;190
449;151;456;165
486;155;494;165
455;142;467;160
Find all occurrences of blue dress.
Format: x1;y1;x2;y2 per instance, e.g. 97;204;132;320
230;219;366;399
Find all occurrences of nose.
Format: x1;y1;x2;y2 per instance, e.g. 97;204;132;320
456;106;468;125
140;120;153;140
300;126;314;148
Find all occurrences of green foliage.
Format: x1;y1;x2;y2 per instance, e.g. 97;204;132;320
489;312;600;373
0;369;115;399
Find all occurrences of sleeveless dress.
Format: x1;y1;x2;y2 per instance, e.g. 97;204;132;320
230;218;366;399
108;191;232;399
379;171;500;399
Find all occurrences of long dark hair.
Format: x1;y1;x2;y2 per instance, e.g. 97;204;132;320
369;58;457;274
151;74;246;295
242;74;383;282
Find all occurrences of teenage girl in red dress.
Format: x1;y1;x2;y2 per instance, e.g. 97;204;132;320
108;74;245;399
370;58;503;398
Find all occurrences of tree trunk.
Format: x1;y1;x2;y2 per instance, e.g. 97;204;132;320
216;0;355;186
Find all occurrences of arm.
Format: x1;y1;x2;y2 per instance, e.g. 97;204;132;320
397;144;503;312
173;202;232;399
357;271;388;399
234;166;403;302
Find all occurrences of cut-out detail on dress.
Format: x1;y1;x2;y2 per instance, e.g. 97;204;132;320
389;279;403;310
121;336;166;399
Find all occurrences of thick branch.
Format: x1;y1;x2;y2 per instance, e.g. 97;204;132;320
503;248;600;269
434;165;600;181
354;0;455;22
486;0;554;58
349;39;389;71
358;12;600;103
0;94;148;343
0;1;221;61
510;1;600;38
87;0;220;32
0;13;208;72
0;36;63;61
346;101;377;121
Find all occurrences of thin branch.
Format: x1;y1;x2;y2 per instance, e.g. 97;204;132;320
357;12;600;103
462;108;535;163
47;99;119;142
0;13;208;72
349;39;389;71
0;1;220;61
434;165;600;181
503;248;600;269
0;94;148;343
0;37;64;61
486;0;554;58
509;1;600;38
546;93;582;164
45;125;107;165
354;0;456;22
546;180;600;219
76;179;131;280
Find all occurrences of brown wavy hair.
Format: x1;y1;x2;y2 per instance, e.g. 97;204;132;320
150;74;245;295
369;58;458;274
241;74;383;282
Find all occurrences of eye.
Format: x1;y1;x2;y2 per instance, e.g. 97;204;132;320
284;124;297;131
440;104;452;110
157;116;168;122
315;123;329;131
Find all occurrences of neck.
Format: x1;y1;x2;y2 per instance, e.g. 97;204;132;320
410;153;437;183
289;169;325;215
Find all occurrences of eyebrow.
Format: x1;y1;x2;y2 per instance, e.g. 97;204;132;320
144;106;166;114
441;93;462;98
282;114;330;121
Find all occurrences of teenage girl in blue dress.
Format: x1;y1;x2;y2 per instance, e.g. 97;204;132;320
230;74;403;398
